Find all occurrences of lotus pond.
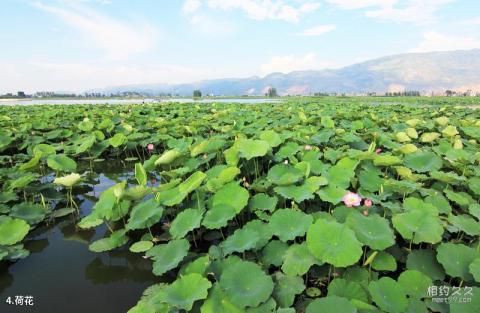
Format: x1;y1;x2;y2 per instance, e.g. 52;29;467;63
0;98;480;313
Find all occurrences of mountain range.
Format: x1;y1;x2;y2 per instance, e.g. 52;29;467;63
92;49;480;96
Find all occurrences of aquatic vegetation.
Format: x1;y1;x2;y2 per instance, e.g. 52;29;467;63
0;97;480;312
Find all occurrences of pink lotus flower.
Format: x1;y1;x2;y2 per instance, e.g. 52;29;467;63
342;192;362;207
147;144;154;151
364;199;372;207
304;145;312;151
375;148;382;154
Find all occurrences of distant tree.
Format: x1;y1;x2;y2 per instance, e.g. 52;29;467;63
445;90;455;97
17;91;26;98
193;90;202;98
266;87;278;97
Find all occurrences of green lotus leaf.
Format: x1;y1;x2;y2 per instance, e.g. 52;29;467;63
425;194;451;215
398;143;418;154
191;139;225;157
200;283;245;313
89;229;129;252
441;125;459;137
317;185;347;205
246;297;276;313
211;182;249;213
306;296;356;313
327;278;368;303
371;251;397;271
0;133;13;152
123;185;152;201
368;277;408;313
126;198;163;230
436;243;479;281
346;211;395;250
259;130;283;148
159;273;212;311
236;138;269;160
358;168;383;192
420;132;440;143
469;204;480;220
448;214;480;236
405;127;418;139
405;299;428;313
53;173;81;187
406;249;445;281
430;171;465;184
373;154;403;166
396;132;411;142
155;149;182;166
10;202;46;225
468;177;480;196
275;142;301;159
241;220;272;250
77;214;103;229
272;272;305;308
450;287;480;313
269;209;312;242
203;204;237;229
325;157;358;189
267;164;304;186
469;258;480;282
170;208;204;239
221;227;259;255
135;163;147;186
178;171;207;194
282;242;321;276
109;133;127;147
33;144;57;156
274;176;327;203
47;154;77;172
397;270;432;299
306;219;362;267
392;204;443;244
262;240;289;267
444;189;474;208
180;255;210;276
146;239;190;276
7;173;38;191
19;153;42;171
76;134;96;154
78;118;94;131
129;240;154;253
0;216;30;245
219;260;274;308
404;151;443;173
249;193;277;212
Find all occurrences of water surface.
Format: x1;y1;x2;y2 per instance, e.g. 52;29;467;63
0;162;159;313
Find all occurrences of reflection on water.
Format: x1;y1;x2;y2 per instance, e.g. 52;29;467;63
0;162;159;313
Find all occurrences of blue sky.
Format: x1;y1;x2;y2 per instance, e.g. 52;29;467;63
1;0;479;93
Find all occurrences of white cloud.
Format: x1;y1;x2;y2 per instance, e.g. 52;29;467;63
410;31;480;53
299;24;336;36
189;14;234;36
0;61;246;93
326;0;394;10
188;0;321;23
260;52;337;75
182;0;202;14
328;0;453;24
463;17;480;25
32;1;158;59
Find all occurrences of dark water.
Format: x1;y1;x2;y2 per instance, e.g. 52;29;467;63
0;162;159;313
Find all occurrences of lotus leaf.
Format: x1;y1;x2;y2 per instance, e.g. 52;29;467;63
306;219;362;267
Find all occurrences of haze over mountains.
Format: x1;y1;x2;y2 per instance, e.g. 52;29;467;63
94;49;480;96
